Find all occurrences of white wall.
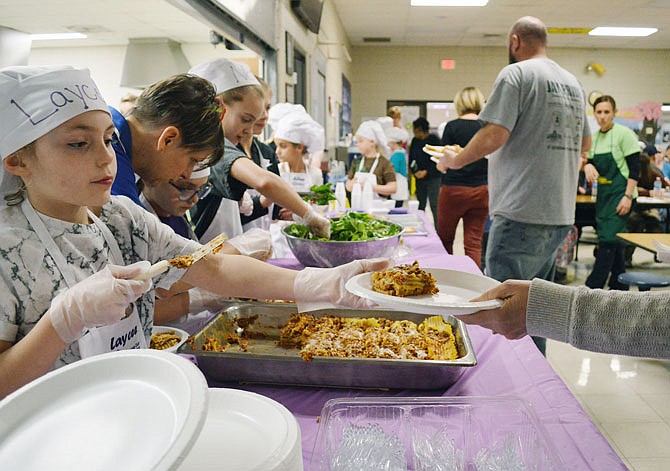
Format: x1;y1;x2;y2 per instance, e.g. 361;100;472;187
351;45;670;129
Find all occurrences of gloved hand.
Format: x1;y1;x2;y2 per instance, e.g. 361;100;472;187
239;190;254;216
49;261;153;344
227;228;273;261
188;287;228;313
294;258;391;312
298;205;331;239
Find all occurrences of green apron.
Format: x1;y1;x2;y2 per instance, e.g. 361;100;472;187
593;150;628;244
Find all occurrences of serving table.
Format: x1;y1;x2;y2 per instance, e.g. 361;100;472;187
208;212;626;470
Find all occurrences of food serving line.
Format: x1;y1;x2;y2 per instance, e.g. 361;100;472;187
201;211;626;470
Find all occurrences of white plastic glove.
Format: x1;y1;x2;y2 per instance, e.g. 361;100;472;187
239;190;254;216
188;287;228;313
297;205;331;239
294;258;391;312
49;261;153;344
227;228;273;261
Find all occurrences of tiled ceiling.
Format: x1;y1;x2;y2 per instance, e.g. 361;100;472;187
0;0;669;50
331;0;670;49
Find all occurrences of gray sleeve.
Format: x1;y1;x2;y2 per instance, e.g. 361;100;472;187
527;278;670;358
478;67;520;132
209;146;249;202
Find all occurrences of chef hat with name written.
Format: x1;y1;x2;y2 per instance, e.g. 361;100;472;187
355;120;391;157
0;65;110;203
188;58;260;95
274;111;325;154
267;102;307;132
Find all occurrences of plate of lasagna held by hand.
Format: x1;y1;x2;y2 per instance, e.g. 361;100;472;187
345;261;503;315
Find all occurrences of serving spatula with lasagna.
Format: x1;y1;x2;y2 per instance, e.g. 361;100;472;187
133;232;228;281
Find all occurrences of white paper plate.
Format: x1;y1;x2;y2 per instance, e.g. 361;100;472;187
424;147;444;157
179;388;302;471
346;267;503;315
0;349;208;471
151;325;189;353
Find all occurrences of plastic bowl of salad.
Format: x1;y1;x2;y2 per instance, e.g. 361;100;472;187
282;211;404;267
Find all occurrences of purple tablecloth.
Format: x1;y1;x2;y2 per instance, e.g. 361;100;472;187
212;212;625;470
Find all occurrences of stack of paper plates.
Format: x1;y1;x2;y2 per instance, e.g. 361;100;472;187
179;388;302;471
0;349;209;471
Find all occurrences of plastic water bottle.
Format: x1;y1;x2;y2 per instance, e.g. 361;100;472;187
335;182;347;211
351;182;362;210
362;181;374;212
653;177;662;198
591;180;598;200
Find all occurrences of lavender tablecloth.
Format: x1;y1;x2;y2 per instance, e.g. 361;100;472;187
211;212;625;470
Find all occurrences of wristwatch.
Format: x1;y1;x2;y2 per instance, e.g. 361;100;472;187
624;194;633;200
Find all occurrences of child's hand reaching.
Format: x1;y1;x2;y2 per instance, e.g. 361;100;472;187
49;262;153;343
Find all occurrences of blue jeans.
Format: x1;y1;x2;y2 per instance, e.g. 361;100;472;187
485;216;572;355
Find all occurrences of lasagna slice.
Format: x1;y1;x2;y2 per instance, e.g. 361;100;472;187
371;260;438;297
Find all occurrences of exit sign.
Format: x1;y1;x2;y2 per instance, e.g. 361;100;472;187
441;59;456;70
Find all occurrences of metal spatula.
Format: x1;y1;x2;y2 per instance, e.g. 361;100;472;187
133;232;228;281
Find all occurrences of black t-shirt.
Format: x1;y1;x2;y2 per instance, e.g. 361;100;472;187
441;119;487;187
408;133;442;180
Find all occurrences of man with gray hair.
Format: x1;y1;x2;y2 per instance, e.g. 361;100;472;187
437;16;592;355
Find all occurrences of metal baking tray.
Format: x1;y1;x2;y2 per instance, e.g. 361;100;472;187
179;304;477;390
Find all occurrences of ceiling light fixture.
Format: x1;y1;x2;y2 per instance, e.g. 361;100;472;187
589;27;657;37
411;0;488;6
30;33;87;41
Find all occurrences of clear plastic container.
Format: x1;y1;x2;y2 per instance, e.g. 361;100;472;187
311;396;564;471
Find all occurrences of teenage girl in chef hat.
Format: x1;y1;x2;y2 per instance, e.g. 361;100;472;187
0;65;389;399
188;58;330;241
345;120;398;197
274;111;325;194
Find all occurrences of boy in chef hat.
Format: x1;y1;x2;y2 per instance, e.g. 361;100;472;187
385;126;409;207
345;120;397;198
188;58;331;241
0;64;389;398
274;111;325;193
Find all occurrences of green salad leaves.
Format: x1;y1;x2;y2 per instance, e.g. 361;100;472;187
302;183;337;206
286;211;402;241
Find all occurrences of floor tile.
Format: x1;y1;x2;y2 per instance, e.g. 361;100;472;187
640;394;670;424
600;422;670;458
579;394;660;423
628;457;670;471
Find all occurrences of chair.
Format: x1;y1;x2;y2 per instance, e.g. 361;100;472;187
617;272;670;291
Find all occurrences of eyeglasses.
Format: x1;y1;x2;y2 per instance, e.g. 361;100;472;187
169;181;212;202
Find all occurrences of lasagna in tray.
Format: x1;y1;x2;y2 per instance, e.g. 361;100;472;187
371;260;438;297
279;313;458;361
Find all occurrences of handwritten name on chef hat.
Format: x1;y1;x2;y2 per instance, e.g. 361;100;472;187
355;120;391;158
0;65;109;159
267;102;307;132
188;58;260;95
0;65;109;204
274;111;325;154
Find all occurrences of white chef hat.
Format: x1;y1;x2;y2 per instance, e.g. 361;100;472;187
385;126;408;144
267;102;307;132
0;65;109;203
377;116;394;132
355;120;391;157
188;58;260;95
274;111;325;154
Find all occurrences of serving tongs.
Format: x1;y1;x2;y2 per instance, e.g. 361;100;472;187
133;232;228;281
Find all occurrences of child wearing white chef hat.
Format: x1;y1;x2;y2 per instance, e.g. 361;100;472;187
189;58;331;241
345;120;397;198
0;64;389;399
274;111;325;193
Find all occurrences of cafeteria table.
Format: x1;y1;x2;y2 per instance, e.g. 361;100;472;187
209;212;627;470
616;232;670;256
